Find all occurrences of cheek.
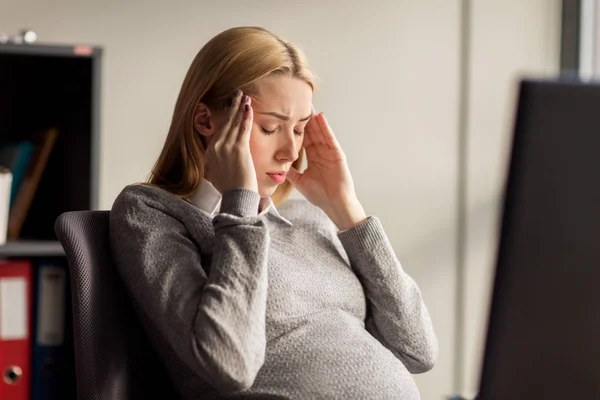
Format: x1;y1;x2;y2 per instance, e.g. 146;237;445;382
296;134;304;150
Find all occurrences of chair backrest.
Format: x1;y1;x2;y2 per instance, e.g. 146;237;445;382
55;210;179;400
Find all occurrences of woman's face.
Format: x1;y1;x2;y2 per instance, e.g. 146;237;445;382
247;76;313;198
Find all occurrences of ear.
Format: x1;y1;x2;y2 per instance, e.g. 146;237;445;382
193;102;217;136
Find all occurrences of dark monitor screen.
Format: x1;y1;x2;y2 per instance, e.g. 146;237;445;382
478;79;600;400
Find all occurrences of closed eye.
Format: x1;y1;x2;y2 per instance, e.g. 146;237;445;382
260;127;303;136
260;127;276;134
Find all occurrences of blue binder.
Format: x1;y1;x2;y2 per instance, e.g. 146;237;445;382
30;258;72;400
0;140;35;209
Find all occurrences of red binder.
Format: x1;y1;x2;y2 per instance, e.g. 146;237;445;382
0;259;32;400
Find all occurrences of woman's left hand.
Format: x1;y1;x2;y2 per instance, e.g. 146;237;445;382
286;108;368;231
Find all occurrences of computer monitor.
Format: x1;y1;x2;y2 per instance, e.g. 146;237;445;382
477;78;600;400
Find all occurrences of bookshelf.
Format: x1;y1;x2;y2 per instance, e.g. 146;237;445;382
0;41;102;399
0;42;101;252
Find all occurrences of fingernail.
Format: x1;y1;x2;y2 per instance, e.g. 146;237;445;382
242;95;248;103
245;104;250;111
234;89;241;96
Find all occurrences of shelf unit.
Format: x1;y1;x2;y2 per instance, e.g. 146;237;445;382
0;41;101;254
0;41;102;399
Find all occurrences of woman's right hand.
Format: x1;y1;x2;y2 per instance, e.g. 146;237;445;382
205;90;258;194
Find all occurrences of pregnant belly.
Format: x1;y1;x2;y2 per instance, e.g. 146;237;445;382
249;310;421;400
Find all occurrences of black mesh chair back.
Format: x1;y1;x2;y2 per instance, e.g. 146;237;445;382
54;210;179;399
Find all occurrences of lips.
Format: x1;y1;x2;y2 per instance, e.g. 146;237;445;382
267;172;287;184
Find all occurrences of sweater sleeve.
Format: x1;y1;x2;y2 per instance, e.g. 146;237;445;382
109;187;269;394
337;216;439;374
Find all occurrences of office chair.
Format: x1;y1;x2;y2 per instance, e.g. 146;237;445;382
54;210;179;400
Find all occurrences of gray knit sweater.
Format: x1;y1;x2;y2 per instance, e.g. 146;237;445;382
109;184;438;400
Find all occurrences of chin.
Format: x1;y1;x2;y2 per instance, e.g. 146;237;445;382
258;185;277;199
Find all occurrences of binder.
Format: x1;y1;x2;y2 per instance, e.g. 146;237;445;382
0;259;32;400
30;259;70;400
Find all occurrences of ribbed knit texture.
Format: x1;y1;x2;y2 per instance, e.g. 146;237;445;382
108;184;438;400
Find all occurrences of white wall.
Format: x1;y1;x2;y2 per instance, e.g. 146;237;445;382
459;0;561;396
595;0;600;75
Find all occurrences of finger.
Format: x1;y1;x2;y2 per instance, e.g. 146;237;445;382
305;114;325;146
316;113;341;150
216;90;244;146
238;101;254;144
304;107;322;147
213;92;239;146
230;95;251;143
303;119;316;148
286;166;302;185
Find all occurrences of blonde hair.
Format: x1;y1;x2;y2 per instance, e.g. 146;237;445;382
148;26;317;205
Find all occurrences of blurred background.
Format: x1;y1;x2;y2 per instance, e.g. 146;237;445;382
1;0;597;399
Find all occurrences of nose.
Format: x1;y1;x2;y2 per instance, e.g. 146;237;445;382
275;129;299;163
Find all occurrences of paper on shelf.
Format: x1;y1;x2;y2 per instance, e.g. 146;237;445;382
0;277;27;340
0;167;12;245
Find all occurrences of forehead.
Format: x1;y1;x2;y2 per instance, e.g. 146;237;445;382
250;76;312;115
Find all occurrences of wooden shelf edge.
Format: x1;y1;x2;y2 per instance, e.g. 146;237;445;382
0;240;65;257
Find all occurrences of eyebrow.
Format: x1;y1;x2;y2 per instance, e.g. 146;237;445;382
256;111;312;122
